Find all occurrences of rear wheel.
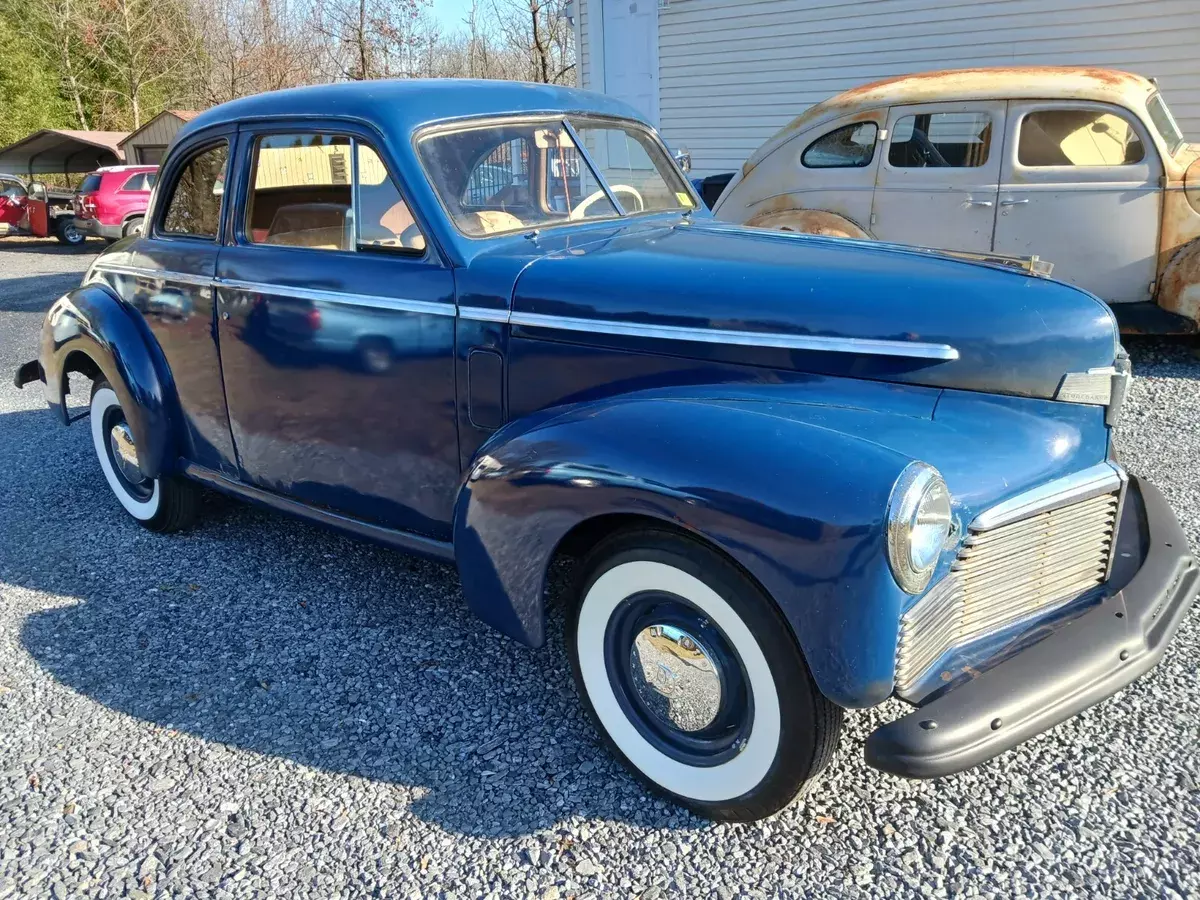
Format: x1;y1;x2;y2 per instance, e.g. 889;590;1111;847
568;528;842;821
89;380;198;532
54;217;85;246
122;216;144;238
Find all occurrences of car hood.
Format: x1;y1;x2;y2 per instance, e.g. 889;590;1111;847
508;218;1119;401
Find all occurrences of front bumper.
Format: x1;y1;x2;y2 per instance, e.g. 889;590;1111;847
866;476;1197;778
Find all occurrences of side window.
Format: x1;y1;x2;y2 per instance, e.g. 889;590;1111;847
802;123;878;168
889;112;992;168
247;133;352;250
121;173;148;191
246;134;426;253
1018;109;1145;167
356;143;426;252
161;143;228;238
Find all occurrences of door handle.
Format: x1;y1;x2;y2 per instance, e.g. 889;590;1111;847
964;198;994;207
1000;198;1029;207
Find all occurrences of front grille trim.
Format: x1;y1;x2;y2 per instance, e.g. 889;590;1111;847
895;464;1125;696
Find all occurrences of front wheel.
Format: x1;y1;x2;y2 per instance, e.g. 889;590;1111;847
89;381;198;532
568;528;842;821
54;217;85;246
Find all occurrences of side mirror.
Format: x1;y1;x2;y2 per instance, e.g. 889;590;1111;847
28;182;47;201
673;148;692;174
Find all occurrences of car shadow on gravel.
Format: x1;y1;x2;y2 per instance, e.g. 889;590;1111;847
5;407;700;838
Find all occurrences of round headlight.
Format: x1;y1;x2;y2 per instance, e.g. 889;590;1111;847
886;462;953;594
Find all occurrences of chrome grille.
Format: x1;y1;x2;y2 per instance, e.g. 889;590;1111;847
896;481;1121;695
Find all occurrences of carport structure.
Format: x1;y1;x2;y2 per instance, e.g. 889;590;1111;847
0;130;128;177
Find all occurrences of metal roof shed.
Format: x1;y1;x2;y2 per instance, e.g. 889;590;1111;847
0;130;128;176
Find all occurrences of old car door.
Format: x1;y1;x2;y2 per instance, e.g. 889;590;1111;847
991;101;1161;304
871;100;1006;253
90;131;240;475
214;122;459;540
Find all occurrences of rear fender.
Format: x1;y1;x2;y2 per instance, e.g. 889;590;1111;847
452;393;918;708
1158;237;1200;325
39;283;182;478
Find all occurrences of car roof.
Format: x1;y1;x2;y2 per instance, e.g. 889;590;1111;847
179;79;650;144
743;66;1158;175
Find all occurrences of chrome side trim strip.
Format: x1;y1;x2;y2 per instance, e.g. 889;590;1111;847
458;306;512;323
214;278;456;317
509;311;960;360
94;263;214;289
970;462;1124;532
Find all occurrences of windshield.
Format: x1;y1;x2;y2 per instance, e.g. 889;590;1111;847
417;116;695;237
1146;93;1186;156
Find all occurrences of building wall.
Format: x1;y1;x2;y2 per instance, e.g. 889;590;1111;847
121;114;187;164
576;0;591;90
644;0;1200;177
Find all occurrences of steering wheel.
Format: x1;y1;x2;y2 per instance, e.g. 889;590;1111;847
570;184;645;220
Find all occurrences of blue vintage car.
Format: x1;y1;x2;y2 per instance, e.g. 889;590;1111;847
14;80;1198;821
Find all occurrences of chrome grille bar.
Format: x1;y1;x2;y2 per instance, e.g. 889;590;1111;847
895;467;1124;695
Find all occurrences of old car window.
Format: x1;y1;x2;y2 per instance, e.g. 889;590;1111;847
889;112;992;168
247;134;353;251
1;179;26;200
462;138;529;208
355;143;426;253
161;142;228;238
1018;110;1144;167
568;119;696;214
802;123;878;168
417;117;692;238
1146;93;1185;156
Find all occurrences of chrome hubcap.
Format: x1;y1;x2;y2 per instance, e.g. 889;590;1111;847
108;422;145;485
630;624;722;733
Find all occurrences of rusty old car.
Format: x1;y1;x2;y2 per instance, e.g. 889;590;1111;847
15;79;1199;821
713;67;1200;335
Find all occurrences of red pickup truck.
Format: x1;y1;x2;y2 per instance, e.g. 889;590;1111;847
0;173;85;245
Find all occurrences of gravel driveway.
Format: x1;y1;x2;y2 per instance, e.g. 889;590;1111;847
1;242;1198;899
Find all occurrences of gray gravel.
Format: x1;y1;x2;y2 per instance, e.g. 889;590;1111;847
1;241;1198;899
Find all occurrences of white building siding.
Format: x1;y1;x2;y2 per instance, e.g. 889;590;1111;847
653;0;1200;176
576;0;591;90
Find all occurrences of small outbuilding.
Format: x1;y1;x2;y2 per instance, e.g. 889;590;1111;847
118;110;200;165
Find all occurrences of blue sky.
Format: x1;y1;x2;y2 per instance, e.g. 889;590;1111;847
429;0;474;31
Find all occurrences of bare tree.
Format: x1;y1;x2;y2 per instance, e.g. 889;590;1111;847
23;0;92;127
490;0;574;84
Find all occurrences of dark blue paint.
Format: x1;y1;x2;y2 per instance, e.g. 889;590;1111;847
30;80;1130;711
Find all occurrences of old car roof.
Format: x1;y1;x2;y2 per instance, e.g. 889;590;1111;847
179;79;649;142
743;66;1158;175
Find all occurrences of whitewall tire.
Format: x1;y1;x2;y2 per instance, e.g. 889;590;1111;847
89;381;198;532
568;528;842;821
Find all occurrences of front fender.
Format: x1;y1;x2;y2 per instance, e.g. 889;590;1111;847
453;394;920;708
40;283;181;478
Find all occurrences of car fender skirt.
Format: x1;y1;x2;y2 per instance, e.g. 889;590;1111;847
39;283;182;479
452;395;916;708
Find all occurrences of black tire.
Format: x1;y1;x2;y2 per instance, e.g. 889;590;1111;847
89;380;199;533
54;217;85;246
123;216;144;238
567;527;842;821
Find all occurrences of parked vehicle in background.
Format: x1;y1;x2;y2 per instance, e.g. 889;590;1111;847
714;67;1200;335
0;173;84;245
73;165;158;242
15;79;1198;822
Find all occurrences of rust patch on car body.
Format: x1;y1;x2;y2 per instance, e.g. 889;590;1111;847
1157;239;1200;323
744;208;871;240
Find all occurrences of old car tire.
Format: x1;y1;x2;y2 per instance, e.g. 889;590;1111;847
54;217;85;246
89;381;198;532
569;528;842;821
123;216;144;238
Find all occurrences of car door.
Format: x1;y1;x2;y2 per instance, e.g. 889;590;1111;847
214;122;459;539
91;133;239;475
871;100;1006;253
991;101;1161;304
